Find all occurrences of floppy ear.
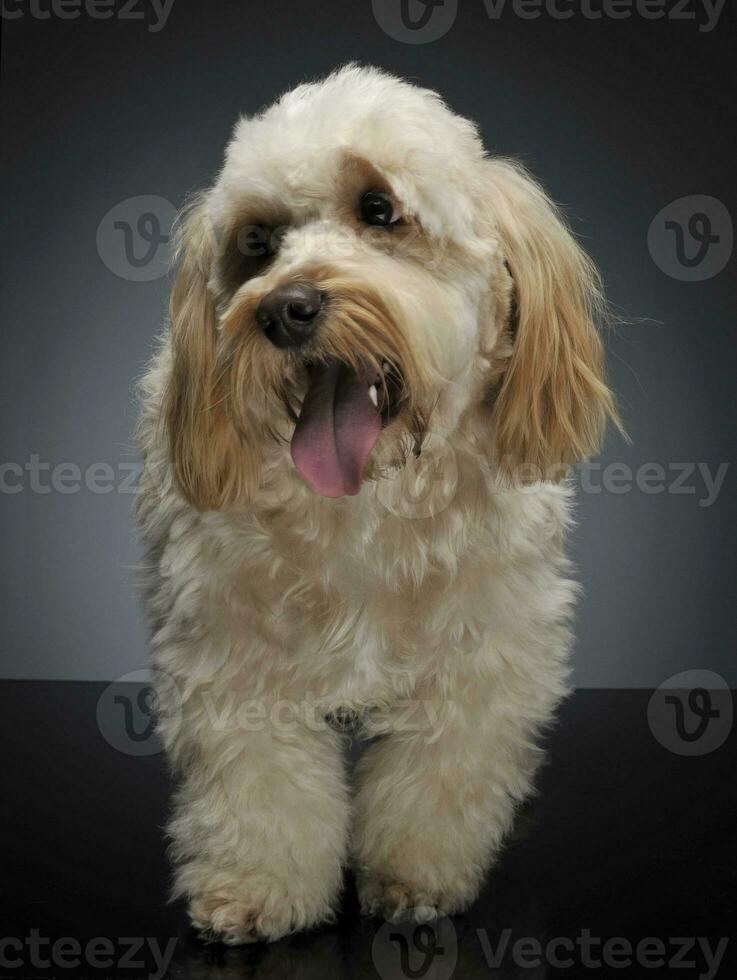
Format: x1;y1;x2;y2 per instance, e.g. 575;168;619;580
164;198;249;510
484;159;621;479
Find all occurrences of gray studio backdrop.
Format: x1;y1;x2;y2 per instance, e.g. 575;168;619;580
1;0;735;686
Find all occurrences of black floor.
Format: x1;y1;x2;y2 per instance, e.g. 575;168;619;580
1;683;735;979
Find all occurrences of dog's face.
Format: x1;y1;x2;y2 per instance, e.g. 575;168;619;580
165;66;618;509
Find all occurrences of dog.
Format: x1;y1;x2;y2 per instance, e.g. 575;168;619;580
136;65;620;944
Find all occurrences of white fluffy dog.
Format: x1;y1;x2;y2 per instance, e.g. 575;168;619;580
136;65;619;944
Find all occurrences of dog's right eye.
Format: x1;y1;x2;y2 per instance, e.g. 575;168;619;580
359;190;400;227
239;224;281;259
220;222;288;295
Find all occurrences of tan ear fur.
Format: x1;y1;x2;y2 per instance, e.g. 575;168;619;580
485;159;621;480
164;199;250;511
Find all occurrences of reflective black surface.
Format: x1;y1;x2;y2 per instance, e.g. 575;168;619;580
1;683;735;979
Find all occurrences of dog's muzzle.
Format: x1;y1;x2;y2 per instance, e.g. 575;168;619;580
255;279;405;499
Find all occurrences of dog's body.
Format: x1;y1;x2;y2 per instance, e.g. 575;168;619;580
137;66;618;944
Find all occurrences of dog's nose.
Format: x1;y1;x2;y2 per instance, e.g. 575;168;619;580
256;282;323;348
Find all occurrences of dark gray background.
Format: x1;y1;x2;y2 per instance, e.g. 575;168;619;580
1;0;735;684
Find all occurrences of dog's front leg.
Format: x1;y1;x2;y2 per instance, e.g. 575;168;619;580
352;657;561;921
165;701;350;944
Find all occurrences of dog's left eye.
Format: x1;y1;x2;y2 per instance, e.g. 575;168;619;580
359;190;400;227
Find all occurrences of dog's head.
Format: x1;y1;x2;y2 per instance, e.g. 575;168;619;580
164;65;619;509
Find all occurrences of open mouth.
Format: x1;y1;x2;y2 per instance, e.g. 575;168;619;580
290;358;402;498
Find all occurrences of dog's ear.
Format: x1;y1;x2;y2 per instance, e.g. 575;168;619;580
164;198;247;511
484;160;620;480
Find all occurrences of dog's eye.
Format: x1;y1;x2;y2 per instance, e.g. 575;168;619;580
359;190;400;227
239;223;283;259
221;222;289;294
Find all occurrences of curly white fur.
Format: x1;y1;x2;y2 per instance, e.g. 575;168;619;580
136;65;617;944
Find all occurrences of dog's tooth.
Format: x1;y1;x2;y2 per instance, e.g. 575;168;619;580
368;385;378;407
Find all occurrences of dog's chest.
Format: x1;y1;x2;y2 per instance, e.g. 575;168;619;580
215;504;488;699
205;477;568;703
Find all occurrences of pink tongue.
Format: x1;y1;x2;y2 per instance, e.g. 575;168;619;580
291;361;381;497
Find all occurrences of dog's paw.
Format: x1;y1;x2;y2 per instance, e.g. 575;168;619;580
356;871;469;923
189;889;333;945
190;895;266;945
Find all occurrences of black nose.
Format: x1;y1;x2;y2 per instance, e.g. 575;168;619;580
256;282;323;348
